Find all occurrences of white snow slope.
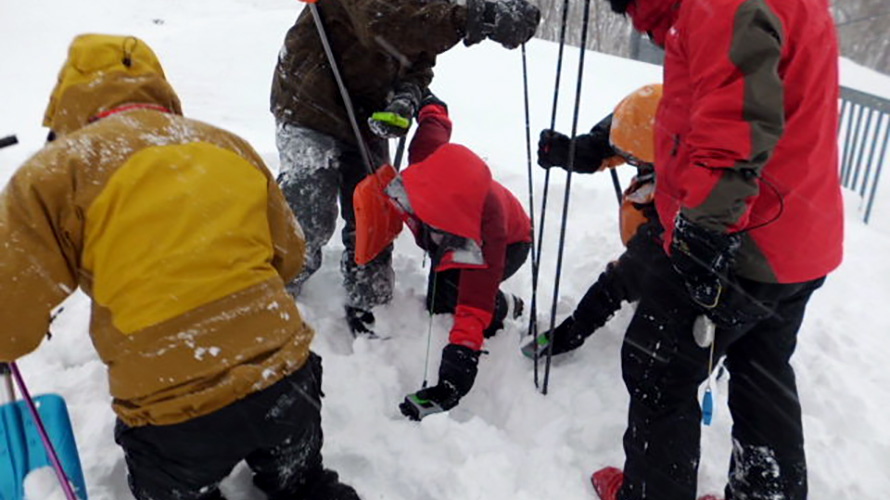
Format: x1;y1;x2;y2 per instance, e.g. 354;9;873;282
1;1;889;499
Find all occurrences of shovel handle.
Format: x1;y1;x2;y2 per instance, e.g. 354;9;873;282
0;364;14;402
9;362;80;500
0;135;18;149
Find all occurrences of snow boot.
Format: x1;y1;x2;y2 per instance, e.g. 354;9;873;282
345;306;376;337
484;292;524;338
302;468;361;500
400;344;480;420
591;467;623;500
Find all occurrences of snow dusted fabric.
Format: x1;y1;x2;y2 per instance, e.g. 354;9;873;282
270;0;468;146
276;122;394;310
43;34;182;137
0;36;313;427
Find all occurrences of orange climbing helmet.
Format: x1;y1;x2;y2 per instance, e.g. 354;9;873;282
609;83;663;166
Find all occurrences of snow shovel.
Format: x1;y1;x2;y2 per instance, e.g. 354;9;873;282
0;362;86;500
353;163;403;265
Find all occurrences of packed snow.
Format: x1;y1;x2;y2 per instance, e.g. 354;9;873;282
1;1;889;499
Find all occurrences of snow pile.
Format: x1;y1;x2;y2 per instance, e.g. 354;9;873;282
2;1;889;499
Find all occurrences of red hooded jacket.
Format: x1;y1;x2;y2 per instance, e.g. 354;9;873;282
400;104;531;349
629;0;843;283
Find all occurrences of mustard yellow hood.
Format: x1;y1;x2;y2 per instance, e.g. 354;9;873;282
43;34;183;136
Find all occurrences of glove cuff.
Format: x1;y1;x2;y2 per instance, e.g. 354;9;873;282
670;214;741;309
438;344;480;398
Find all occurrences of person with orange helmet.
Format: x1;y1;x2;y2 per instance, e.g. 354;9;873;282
522;84;663;358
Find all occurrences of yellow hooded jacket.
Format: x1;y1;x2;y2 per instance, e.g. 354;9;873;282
0;34;313;427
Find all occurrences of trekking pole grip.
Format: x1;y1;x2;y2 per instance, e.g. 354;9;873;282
9;362;80;500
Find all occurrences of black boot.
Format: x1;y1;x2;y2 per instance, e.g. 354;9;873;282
484;292;524;338
345;306;376;337
400;344;481;420
302;468;361;500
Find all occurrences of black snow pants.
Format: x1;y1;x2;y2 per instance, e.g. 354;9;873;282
426;240;531;335
571;217;662;335
115;352;360;500
618;242;824;500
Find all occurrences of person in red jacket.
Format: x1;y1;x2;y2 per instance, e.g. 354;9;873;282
572;0;844;498
368;94;531;420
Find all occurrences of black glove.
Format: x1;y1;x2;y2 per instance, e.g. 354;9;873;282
538;131;614;173
520;316;589;358
369;82;422;138
464;0;541;49
400;344;480;420
669;214;741;310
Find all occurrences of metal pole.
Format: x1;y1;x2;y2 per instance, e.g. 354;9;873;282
307;2;376;175
533;0;572;388
542;0;594;394
520;44;541;388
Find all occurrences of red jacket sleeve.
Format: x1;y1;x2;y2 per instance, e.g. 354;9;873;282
679;0;785;232
448;191;507;351
408;104;452;164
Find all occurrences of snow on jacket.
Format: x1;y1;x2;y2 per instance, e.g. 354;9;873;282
398;103;531;350
271;0;467;146
629;0;843;283
0;34;313;427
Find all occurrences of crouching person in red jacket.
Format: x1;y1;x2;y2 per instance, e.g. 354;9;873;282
359;94;531;420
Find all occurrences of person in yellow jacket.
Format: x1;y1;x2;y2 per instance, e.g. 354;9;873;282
0;34;360;500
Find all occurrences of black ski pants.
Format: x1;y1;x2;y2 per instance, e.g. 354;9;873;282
618;244;824;500
115;353;359;500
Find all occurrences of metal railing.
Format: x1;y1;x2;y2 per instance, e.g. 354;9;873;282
839;86;889;224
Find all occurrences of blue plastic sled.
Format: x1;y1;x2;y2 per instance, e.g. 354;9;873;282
0;394;87;500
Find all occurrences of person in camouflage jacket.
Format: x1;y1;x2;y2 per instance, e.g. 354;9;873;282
271;0;540;336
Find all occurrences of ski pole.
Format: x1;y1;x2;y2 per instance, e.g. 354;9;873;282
0;363;14;400
393;135;407;170
0;134;18;149
301;0;376;176
542;0;594;395
608;168;623;204
532;0;572;388
8;362;79;500
421;270;439;389
520;43;542;388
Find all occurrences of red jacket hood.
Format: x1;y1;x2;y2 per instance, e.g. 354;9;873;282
627;0;680;47
401;143;493;244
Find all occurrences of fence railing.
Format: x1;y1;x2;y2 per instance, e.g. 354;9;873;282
630;32;889;225
838;86;889;224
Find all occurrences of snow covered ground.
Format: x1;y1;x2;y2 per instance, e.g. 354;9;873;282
1;1;890;499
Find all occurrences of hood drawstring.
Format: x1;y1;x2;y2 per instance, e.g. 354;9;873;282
89;103;171;124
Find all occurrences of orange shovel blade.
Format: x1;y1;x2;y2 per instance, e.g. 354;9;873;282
354;164;403;265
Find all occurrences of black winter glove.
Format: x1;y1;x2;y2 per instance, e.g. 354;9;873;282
538;129;614;173
369;82;422;138
400;344;480;420
464;0;541;49
669;214;741;310
520;316;589;359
